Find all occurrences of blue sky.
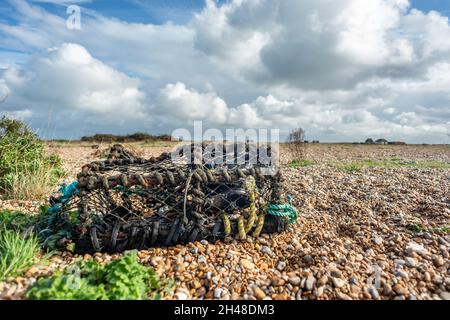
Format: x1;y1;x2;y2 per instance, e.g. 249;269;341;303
0;0;450;143
1;0;448;26
412;0;450;15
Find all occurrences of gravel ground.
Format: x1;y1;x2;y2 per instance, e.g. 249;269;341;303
1;143;449;300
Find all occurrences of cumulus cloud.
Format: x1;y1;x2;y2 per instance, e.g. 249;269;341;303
2;43;146;117
193;0;450;91
0;0;449;143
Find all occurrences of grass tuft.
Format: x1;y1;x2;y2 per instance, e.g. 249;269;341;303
290;159;315;168
0;228;41;281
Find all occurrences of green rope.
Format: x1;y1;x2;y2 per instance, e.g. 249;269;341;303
267;195;298;224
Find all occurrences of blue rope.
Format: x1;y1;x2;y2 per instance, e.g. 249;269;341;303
48;181;79;214
267;195;298;224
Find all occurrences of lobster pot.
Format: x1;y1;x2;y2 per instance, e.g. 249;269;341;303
55;144;290;253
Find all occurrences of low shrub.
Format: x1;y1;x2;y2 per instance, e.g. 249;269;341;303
0;209;36;231
26;251;174;300
0;116;65;200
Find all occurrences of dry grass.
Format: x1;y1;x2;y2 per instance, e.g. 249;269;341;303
4;164;61;201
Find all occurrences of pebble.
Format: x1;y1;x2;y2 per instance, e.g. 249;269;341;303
369;286;380;299
440;292;450;300
276;261;287;271
175;290;189;300
405;257;417;268
271;277;286;287
406;242;426;254
330;269;342;278
336;292;352;300
314;286;324;298
383;284;393;296
373;236;383;245
317;275;328;286
303;255;314;266
214;288;223;299
305;275;316;291
288;276;301;286
395;270;409;279
260;246;273;255
253;287;266;300
272;293;290;300
240;259;255;270
393;284;409;296
332;277;346;288
432;255;444;267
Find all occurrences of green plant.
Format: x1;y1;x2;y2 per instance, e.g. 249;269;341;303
406;223;427;233
0;228;41;281
0;209;37;231
341;163;362;173
289;159;315;168
26;251;174;300
0;116;65;200
438;226;450;234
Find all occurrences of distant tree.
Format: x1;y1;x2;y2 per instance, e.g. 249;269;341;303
365;138;374;144
286;128;308;164
375;138;388;145
287;128;306;143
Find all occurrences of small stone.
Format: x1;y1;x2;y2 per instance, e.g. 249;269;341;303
241;259;255;270
336;292;352;300
190;247;198;254
276;261;287;271
193;280;202;289
260;246;273;255
195;287;207;298
395;270;409;279
198;255;207;264
288;276;301;286
332;277;346;288
305;275;316;291
314;286;324;298
373;236;383;245
406;242;426;254
272;293;289;300
350;284;361;295
317;275;328;286
383;284;393;296
175;290;189;300
330;269;342;278
83;254;92;261
271;277;286;287
440;292;450;300
405;257;417;268
369;286;380;299
214;288;223;299
432;255;444;267
393;284;408;296
303;255;314;266
253;287;266;300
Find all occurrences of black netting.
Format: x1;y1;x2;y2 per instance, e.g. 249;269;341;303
52;144;289;253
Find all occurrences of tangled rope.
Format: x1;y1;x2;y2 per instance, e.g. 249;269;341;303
267;194;298;225
39;143;296;253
